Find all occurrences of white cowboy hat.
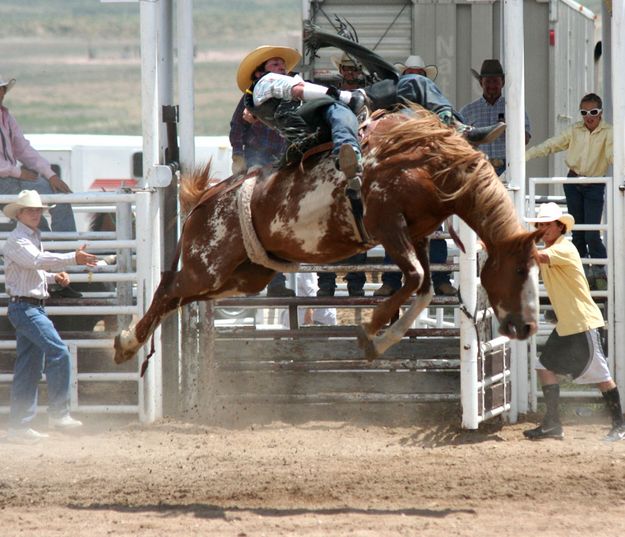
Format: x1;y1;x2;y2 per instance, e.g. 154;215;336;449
525;202;575;233
394;55;438;80
330;52;361;71
0;75;16;93
3;190;54;220
236;45;301;92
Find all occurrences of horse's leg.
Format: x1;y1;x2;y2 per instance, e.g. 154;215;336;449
114;270;183;363
114;261;277;364
358;233;433;360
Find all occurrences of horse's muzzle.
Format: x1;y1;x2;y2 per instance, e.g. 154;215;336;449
498;313;537;340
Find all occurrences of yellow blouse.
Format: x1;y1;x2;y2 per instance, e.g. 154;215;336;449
525;119;613;177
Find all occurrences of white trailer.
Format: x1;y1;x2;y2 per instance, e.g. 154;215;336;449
26;133;233;194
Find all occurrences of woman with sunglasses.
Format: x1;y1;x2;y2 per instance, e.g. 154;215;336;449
526;93;613;290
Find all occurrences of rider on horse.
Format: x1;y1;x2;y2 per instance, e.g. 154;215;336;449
237;46;367;200
237;43;506;201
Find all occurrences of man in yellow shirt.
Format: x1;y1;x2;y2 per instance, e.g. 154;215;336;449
523;203;624;441
526;93;612;289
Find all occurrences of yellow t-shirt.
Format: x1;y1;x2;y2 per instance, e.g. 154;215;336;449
540;236;604;336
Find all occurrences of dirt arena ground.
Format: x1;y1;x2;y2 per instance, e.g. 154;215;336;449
2;413;625;537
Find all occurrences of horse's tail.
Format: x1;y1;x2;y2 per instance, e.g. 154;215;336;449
179;161;213;214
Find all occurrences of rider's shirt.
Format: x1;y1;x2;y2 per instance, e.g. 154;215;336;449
253;73;304;106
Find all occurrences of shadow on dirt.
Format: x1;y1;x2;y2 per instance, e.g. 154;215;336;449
69;502;477;520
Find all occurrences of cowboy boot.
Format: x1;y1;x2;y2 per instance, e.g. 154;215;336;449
437;110;506;146
463;122;506;145
347;89;368;116
337;144;363;200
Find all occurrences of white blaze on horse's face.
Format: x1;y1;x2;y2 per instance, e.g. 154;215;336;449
522;262;540;323
480;243;539;340
492;261;539;334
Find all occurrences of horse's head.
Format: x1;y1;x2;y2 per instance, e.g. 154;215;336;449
479;230;543;339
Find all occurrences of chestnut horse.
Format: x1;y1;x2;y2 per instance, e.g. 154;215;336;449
114;108;540;366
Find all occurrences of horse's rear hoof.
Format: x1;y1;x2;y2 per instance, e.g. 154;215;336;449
356;324;380;362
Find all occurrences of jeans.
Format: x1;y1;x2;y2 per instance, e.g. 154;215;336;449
0;176;76;232
563;180;607;275
267;272;287;290
318;252;367;292
396;74;460;120
322;102;360;156
7;302;72;428
382;234;452;290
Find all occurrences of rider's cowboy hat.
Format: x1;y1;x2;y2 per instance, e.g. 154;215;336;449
331;52;361;71
236;46;301;92
3;190;54;220
471;59;505;80
0;75;16;93
525;202;574;233
394;55;438;80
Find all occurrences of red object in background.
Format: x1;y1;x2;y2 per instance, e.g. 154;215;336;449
89;178;138;191
549;29;555;46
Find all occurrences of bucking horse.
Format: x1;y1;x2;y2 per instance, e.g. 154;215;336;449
113;108;541;369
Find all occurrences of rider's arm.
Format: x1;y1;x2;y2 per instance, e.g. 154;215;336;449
253;73;304;106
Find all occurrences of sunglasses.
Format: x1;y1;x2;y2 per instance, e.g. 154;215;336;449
580;108;602;117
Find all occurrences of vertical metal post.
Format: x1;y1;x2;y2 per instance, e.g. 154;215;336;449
504;0;528;419
158;0;180;417
177;0;206;416
135;191;162;422
460;221;479;429
611;1;625;404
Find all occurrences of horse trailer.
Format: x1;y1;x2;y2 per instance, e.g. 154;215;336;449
302;0;597;182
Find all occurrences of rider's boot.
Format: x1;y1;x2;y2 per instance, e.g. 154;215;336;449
337;144;363;201
437;110;506;146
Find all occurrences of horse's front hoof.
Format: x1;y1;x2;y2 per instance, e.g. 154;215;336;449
356;324;380;362
114;332;135;364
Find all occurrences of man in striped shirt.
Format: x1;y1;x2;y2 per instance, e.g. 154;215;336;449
3;190;97;444
460;59;531;176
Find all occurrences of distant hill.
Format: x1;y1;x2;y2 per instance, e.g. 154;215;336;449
0;0;300;45
0;0;301;135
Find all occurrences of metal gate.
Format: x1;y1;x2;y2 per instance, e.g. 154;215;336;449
0;190;159;422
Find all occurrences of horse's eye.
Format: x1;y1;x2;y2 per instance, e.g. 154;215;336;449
516;266;527;276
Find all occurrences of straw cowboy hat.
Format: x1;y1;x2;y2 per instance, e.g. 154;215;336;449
3;190;54;220
236;45;301;92
0;74;16;93
393;55;438;80
525;202;575;233
331;52;361;71
470;59;505;80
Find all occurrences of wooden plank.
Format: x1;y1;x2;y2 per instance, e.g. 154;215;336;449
216;392;460;404
478;346;511;381
215;327;460;339
215;358;460;372
478;381;510;414
214;370;459;397
215;295;460;308
215;338;460;362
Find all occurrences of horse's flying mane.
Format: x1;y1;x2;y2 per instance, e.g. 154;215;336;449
370;106;520;240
